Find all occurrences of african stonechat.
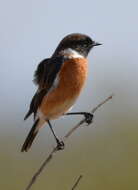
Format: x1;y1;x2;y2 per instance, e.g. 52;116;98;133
21;33;101;152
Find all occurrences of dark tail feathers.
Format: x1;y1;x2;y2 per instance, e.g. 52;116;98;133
21;119;39;152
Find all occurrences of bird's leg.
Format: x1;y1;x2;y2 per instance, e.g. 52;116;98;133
65;112;93;125
47;120;64;150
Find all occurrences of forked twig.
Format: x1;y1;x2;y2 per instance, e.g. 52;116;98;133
24;95;113;190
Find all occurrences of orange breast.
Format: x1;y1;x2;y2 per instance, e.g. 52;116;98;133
40;58;88;119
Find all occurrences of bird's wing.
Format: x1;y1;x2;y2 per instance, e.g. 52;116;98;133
24;56;64;120
33;58;50;87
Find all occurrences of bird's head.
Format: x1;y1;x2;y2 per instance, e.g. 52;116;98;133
53;33;102;58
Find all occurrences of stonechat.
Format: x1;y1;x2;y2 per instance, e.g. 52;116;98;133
21;33;102;152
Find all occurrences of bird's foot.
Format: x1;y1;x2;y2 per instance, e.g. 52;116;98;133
56;139;65;150
84;113;93;125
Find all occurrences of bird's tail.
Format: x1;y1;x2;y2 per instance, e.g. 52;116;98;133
21;118;45;152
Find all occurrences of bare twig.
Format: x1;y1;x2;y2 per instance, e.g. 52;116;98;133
24;95;113;190
71;175;83;190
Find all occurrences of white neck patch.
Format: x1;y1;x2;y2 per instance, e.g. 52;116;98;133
62;48;84;59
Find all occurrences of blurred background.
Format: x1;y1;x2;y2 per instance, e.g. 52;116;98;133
0;0;138;189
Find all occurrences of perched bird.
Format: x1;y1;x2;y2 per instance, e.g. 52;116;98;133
21;33;101;152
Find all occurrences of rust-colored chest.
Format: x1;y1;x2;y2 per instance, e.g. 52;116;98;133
58;58;88;96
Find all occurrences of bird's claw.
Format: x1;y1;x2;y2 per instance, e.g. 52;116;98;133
56;139;65;150
84;113;93;125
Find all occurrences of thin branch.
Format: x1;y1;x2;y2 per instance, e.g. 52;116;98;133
71;175;83;190
24;95;113;190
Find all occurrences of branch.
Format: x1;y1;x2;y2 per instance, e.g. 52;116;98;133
71;175;83;190
24;95;113;190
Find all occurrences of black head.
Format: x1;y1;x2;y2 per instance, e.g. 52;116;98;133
53;33;102;58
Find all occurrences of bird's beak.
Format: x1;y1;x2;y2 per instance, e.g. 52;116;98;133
93;42;102;46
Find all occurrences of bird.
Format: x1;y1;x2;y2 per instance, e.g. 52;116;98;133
21;33;102;152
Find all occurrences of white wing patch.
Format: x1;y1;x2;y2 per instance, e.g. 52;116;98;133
47;74;60;95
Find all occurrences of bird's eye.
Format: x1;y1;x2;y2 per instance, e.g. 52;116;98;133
83;43;88;47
